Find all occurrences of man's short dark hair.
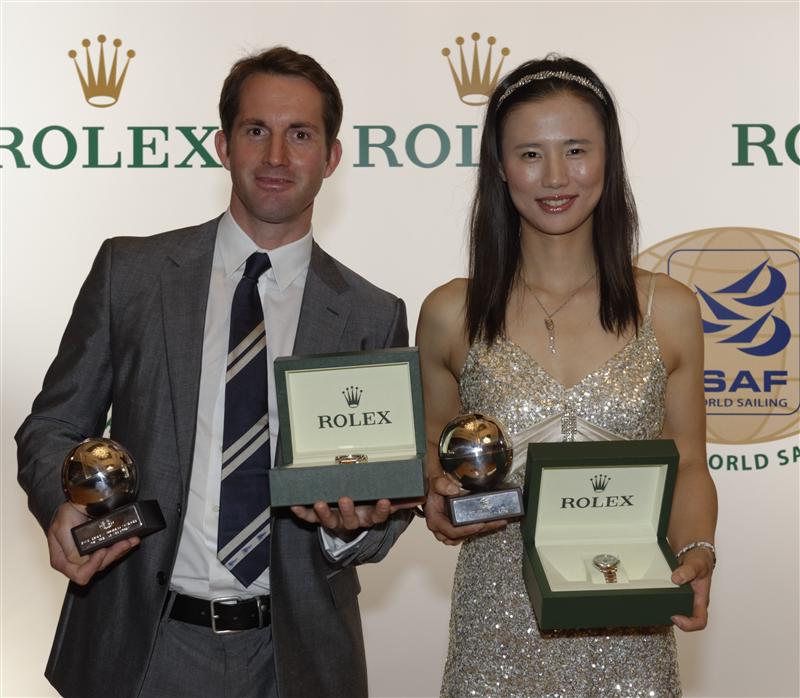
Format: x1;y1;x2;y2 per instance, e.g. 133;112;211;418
219;46;343;151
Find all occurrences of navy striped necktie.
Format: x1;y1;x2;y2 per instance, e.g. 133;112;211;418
217;252;272;587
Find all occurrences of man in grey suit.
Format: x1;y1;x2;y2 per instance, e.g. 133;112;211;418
16;46;415;698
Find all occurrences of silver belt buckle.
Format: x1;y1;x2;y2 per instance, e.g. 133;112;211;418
210;595;241;634
256;597;268;628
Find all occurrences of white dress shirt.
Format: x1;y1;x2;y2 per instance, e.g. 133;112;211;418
170;212;360;600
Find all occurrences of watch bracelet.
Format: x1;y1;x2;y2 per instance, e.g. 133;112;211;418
675;540;716;568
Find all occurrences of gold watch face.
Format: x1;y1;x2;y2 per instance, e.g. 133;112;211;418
592;554;620;571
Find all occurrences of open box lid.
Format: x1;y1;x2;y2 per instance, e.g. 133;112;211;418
520;440;693;628
523;440;679;546
274;348;425;467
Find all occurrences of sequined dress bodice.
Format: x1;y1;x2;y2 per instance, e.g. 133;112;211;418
440;317;681;698
460;316;667;446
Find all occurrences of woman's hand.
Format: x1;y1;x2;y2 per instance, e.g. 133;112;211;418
416;282;510;545
424;475;508;545
670;547;714;631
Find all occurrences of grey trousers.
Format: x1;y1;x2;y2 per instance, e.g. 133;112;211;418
139;596;278;698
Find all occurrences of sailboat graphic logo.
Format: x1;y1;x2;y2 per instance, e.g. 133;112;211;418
640;228;798;444
696;261;791;357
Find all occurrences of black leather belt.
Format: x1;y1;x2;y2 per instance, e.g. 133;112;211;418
170;593;270;633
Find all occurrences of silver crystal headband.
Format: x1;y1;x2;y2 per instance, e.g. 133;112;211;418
496;70;607;108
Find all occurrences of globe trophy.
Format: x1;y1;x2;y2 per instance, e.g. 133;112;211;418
438;413;524;526
62;438;165;555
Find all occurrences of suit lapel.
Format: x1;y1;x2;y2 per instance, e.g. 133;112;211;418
161;218;218;482
292;242;351;355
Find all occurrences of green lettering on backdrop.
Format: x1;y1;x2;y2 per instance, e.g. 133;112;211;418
0;127;30;168
353;126;403;167
84;127;122;168
32;126;77;169
785;124;800;165
456;125;478;167
731;123;782;166
129;126;169;168
175;126;221;168
405;124;450;168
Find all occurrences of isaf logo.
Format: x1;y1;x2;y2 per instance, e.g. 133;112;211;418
638;228;799;444
697;260;790;357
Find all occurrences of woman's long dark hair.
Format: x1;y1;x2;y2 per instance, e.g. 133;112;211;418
466;55;640;345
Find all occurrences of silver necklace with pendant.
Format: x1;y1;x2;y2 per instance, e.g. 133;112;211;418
524;272;597;354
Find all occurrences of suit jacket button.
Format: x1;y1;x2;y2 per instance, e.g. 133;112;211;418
156;571;167;586
176;502;182;515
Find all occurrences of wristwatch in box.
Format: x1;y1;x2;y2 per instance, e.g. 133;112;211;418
592;554;620;583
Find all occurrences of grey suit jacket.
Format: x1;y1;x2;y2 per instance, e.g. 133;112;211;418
16;217;411;698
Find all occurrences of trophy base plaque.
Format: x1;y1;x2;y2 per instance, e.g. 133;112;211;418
71;500;166;555
448;486;524;526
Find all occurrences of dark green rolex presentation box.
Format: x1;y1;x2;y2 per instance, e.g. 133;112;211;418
269;348;426;506
522;439;693;630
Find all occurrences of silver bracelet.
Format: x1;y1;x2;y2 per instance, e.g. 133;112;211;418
675;541;716;568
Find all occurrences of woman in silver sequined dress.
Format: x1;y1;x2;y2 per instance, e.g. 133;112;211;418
417;55;717;698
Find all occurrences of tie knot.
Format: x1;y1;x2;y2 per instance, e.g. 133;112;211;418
243;252;271;281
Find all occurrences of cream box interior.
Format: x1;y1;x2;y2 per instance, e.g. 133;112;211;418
534;464;678;592
281;359;418;467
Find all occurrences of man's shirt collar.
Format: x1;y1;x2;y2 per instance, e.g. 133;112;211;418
218;210;312;292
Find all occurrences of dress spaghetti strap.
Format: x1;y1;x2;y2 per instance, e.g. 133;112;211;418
646;273;657;319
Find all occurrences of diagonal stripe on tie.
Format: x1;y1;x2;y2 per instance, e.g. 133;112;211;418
218;251;272;587
228;323;266;366
226;333;267;382
218;507;271;561
223;348;269;444
223;524;271;571
222;413;269;464
225;532;271;587
222;425;270;480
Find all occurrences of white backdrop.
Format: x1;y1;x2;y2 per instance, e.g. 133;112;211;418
1;2;798;697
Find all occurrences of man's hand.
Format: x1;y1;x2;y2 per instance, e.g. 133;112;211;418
47;501;140;585
670;547;714;632
291;496;421;538
424;475;508;545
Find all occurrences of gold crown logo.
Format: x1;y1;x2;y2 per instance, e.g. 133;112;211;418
442;32;509;106
68;34;135;108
